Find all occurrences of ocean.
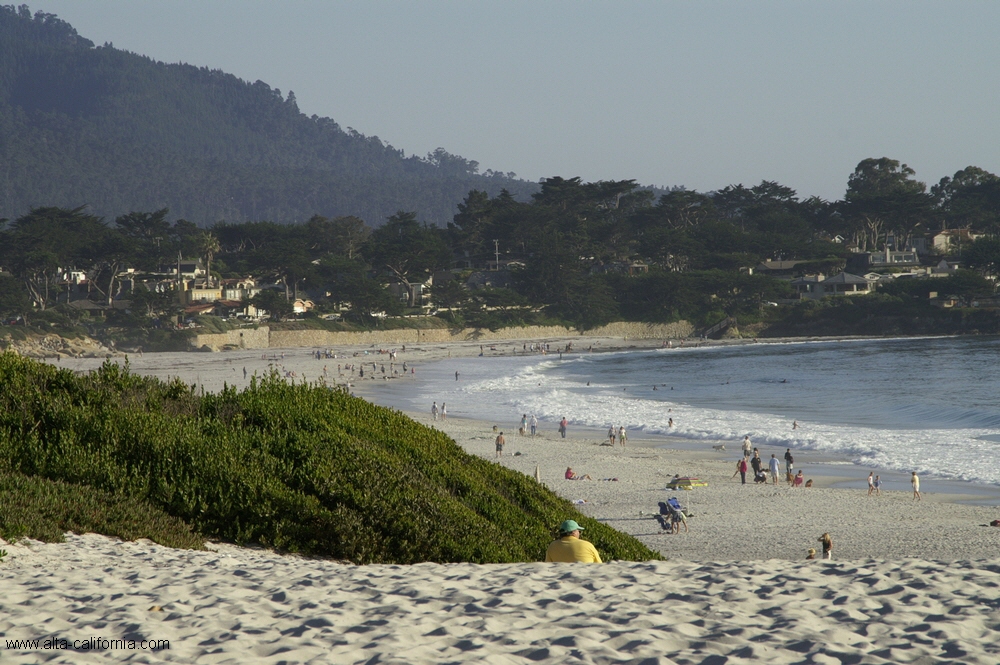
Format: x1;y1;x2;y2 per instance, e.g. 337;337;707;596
398;336;1000;487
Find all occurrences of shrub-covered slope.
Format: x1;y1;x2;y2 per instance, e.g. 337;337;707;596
0;354;660;563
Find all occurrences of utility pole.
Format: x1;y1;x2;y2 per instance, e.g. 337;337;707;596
493;239;500;271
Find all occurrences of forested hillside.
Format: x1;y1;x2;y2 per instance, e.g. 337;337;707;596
0;6;538;226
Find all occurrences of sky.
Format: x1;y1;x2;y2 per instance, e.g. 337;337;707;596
33;1;1000;202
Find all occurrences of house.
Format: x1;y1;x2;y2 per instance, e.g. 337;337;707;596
791;272;874;300
292;299;314;314
932;229;981;254
846;248;921;274
183;285;223;304
221;278;261;302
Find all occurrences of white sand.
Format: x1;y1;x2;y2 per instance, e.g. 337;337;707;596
3;534;1000;663
15;340;1000;662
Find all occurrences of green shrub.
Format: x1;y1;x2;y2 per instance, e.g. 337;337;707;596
0;470;202;548
0;354;660;564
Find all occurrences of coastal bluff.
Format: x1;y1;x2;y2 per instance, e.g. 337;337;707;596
192;321;695;351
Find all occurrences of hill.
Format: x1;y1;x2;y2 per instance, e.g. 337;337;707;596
0;353;660;563
0;6;538;226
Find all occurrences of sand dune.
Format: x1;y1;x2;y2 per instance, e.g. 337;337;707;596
3;533;1000;663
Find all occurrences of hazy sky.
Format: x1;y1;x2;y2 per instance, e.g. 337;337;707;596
34;1;1000;201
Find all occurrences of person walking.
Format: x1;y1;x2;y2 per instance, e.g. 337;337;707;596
912;471;921;501
559;417;568;438
441;403;447;421
742;436;753;459
495;432;505;458
874;475;882;496
520;414;528;436
607;427;616;446
618;425;627;447
784;448;794;477
530;414;538;437
544;520;602;563
431;402;439;421
867;472;875;496
768;454;780;485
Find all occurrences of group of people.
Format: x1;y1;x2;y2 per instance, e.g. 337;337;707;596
519;414;538;436
431;401;447;421
607;425;628;446
734;439;807;487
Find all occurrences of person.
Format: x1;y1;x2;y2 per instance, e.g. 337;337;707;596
565;467;592;481
530;414;538;437
742;436;753;459
521;414;528;436
750;449;763;477
784;448;794;477
544;520;602;563
792;420;799;430
736;457;748;484
607;426;616;446
668;417;674;428
818;532;833;560
874;475;882;496
867;472;875;497
440;403;447;420
794;470;804;487
912;471;921;501
455;370;460;381
768;454;780;485
559;417;568;438
806;548;816;560
431;402;439;421
495;432;505;458
618;425;627;447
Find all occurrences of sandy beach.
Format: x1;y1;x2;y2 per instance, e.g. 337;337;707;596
11;337;1000;663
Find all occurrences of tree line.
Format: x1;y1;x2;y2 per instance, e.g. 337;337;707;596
2;157;999;332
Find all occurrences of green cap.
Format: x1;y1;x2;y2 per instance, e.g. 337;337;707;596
559;520;584;533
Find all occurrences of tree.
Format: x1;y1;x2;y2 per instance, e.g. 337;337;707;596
115;209;171;270
129;284;174;319
964;237;1000;278
194;232;221;287
844;158;932;251
0;274;32;323
364;211;451;307
932;167;1000;233
250;289;294;321
1;206;108;310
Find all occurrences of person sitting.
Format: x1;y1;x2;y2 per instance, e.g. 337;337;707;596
544;520;602;563
565;467;593;481
793;470;805;487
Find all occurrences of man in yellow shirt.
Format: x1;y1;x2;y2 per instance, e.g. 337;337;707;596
544;520;602;563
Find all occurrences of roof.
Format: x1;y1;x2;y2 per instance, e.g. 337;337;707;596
758;260;806;271
822;272;870;284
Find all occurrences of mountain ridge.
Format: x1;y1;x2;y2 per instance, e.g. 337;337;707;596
0;5;539;226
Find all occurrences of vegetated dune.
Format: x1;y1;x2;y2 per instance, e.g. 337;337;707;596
0;353;658;563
